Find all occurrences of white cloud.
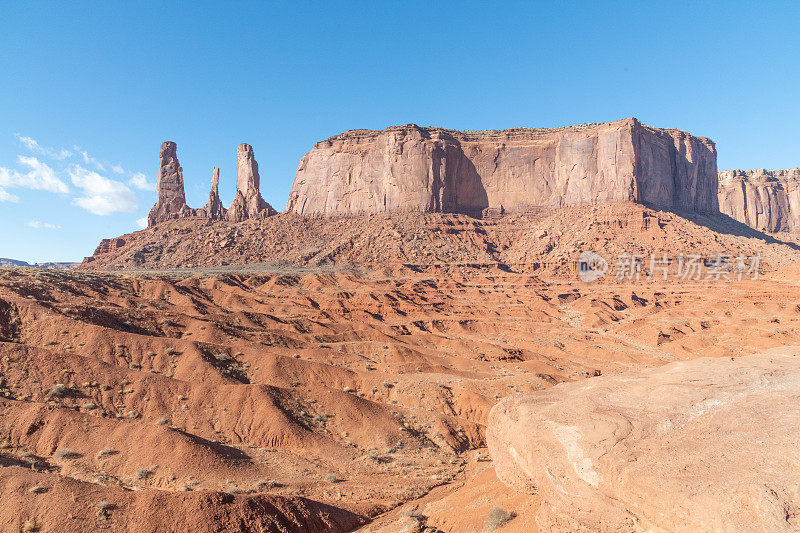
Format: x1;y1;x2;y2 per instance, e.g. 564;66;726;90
14;134;72;160
26;220;62;230
136;217;148;229
73;146;105;171
128;172;156;191
69;165;137;215
0;156;70;194
111;164;124;174
0;188;19;202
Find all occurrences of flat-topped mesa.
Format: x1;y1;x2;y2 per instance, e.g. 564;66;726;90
146;142;275;227
226;143;276;222
147;141;190;226
718;168;800;233
285;118;719;217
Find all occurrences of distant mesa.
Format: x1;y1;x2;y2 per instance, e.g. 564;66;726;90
0;258;78;270
147;141;276;227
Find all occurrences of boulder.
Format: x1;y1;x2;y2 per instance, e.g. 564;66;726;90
486;350;800;531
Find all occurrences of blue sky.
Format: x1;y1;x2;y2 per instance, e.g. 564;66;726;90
1;1;798;263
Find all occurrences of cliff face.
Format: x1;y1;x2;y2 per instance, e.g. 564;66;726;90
718;168;800;233
285;118;718;217
147;143;275;227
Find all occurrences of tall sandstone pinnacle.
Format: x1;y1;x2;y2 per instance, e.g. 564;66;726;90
147;142;275;227
147;141;190;226
285;118;719;217
199;167;226;219
227;143;276;222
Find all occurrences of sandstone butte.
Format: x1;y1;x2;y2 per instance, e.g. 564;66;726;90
285;117;720;217
146;117;800;237
486;349;800;532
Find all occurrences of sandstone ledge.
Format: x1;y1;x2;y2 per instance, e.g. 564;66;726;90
487;350;800;531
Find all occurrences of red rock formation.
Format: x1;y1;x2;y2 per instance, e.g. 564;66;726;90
147;143;275;227
227;144;276;222
487;351;800;531
147;142;191;226
198;167;226;219
285;118;718;217
718;168;800;233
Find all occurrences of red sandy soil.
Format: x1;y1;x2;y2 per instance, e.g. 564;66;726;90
1;203;799;531
3;245;800;531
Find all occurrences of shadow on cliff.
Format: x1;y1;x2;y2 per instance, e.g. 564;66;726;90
659;206;800;252
438;144;489;217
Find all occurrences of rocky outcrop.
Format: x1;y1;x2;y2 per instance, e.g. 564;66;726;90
718;168;800;233
147;142;191;226
486;350;800;531
226;144;276;222
147;143;275;227
285;118;718;217
198;167;226;220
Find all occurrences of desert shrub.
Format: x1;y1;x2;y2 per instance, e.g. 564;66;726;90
256;479;281;491
136;467;153;480
165;347;176;355
485;506;516;531
83;403;98;411
96;447;116;459
155;417;169;426
54;448;78;460
126;411;140;419
28;485;48;494
50;383;69;397
96;500;112;511
325;474;342;483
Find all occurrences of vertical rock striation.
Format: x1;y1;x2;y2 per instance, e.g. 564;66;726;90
227;144;276;222
285;118;718;217
718;168;800;233
147;141;190;226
